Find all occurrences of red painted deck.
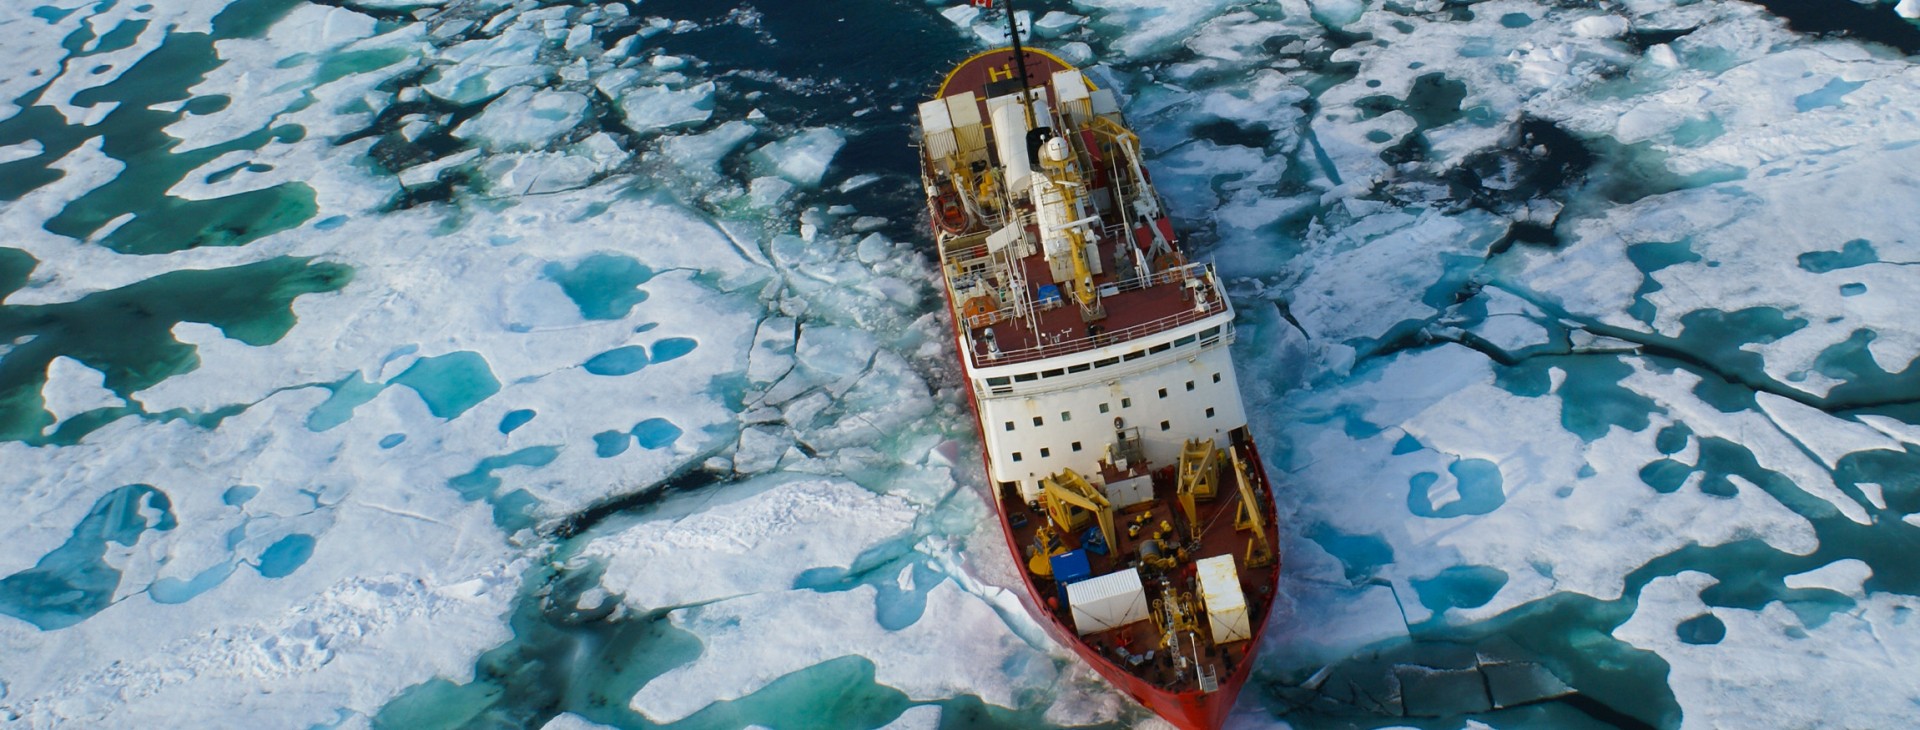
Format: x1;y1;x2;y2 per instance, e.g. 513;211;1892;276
978;428;1283;730
998;432;1276;693
937;49;1225;368
973;237;1223;365
938;47;1076;109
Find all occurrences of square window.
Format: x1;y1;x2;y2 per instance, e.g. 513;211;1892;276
1012;452;1023;462
1185;381;1195;391
1040;447;1051;458
1061;411;1071;422
1122;398;1132;408
1099;403;1110;414
1158;388;1168;399
1205;407;1215;418
1159;420;1171;431
1004;421;1015;432
1033;416;1044;427
1213;372;1221;383
1071;441;1083;452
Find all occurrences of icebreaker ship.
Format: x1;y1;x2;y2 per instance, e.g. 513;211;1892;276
914;6;1283;728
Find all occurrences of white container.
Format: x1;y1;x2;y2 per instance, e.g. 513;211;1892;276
1066;567;1148;635
1197;555;1251;644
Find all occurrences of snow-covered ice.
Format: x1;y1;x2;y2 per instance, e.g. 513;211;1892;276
581;476;917;609
629;581;1056;723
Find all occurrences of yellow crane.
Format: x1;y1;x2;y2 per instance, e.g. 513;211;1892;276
1176;438;1220;540
1229;447;1274;568
1040;468;1117;554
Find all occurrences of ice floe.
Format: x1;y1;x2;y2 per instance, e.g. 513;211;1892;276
39;356;120;425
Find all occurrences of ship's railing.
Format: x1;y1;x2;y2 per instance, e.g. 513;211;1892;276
969;262;1229;367
960;259;1210;331
942;241;993;271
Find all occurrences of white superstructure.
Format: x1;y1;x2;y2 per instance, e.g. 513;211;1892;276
967;313;1246;502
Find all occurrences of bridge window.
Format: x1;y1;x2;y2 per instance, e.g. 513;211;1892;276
1186;380;1195;392
1012;451;1023;462
1040;447;1051;458
1033;416;1044;427
1206;407;1215;418
1072;441;1083;452
1004;421;1015;431
1159;420;1171;431
1068;363;1091;373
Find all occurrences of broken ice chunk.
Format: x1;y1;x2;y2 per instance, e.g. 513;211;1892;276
750;128;845;188
618;82;716;133
453;87;590;151
1033;11;1084;37
1573;15;1629;38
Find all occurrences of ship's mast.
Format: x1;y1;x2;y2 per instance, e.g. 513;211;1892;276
1001;0;1037;130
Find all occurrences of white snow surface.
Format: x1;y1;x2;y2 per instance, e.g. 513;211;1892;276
580;476;917;609
1289;345;1820;625
39;356;120;425
0;388;523;727
1783;559;1872;598
1616;572;1920;729
541;712;619;730
629;581;1057;723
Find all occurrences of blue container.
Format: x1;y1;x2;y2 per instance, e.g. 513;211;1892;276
1051;549;1092;604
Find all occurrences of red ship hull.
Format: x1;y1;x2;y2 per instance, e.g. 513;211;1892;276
944;296;1282;730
